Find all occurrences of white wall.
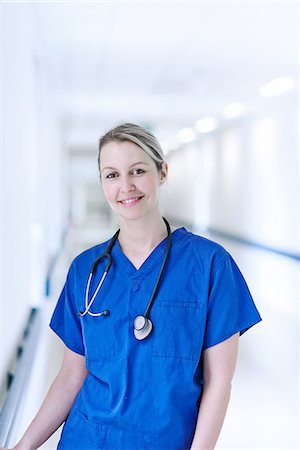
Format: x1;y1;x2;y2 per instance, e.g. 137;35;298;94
163;92;298;256
161;144;199;227
1;3;64;403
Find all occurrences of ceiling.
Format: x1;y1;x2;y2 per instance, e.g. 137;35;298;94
31;1;298;145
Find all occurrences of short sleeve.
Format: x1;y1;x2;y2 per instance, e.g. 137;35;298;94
203;252;262;349
49;264;85;355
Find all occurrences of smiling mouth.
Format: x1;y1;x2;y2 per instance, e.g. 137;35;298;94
119;196;143;205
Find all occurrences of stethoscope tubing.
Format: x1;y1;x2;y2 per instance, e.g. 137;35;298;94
80;270;109;317
79;218;171;338
144;217;171;318
78;231;119;317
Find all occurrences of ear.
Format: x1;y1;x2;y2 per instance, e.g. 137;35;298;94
159;162;168;185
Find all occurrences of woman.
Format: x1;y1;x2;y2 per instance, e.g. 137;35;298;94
8;123;261;450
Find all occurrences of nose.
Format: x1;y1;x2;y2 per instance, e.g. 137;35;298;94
120;175;135;193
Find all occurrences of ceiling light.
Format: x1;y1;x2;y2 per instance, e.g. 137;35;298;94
259;76;296;97
223;102;245;119
177;127;197;143
195;117;218;133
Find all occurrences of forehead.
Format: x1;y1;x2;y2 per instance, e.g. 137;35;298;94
100;140;154;167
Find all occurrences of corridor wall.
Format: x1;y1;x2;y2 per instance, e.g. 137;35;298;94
1;3;65;404
162;93;298;257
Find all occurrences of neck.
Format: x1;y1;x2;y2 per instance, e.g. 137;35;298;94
118;214;168;254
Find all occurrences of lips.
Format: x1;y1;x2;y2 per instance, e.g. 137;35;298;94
119;196;143;206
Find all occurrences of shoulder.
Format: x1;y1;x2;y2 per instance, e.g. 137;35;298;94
69;238;111;272
174;228;229;272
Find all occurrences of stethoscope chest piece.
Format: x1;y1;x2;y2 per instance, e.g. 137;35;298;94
80;218;171;342
133;315;153;340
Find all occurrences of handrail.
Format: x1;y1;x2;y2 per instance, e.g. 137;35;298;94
0;308;42;447
206;227;300;261
171;220;300;261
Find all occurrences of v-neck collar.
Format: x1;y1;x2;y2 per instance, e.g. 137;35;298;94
111;228;185;280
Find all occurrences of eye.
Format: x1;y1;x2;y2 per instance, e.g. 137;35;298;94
105;172;118;179
131;168;145;176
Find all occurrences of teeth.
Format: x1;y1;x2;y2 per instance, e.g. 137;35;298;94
122;197;140;204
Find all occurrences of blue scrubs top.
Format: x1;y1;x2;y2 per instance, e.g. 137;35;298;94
50;228;262;450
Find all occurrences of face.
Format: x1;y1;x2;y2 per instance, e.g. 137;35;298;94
100;140;168;222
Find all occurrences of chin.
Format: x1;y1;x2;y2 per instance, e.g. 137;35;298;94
118;208;154;223
120;212;146;222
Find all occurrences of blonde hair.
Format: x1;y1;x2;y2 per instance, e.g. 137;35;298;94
98;123;165;172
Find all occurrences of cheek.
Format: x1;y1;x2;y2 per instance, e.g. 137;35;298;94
142;175;161;192
101;183;115;203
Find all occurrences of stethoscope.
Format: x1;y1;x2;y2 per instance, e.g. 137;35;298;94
79;217;171;341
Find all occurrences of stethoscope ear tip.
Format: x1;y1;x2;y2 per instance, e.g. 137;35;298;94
78;309;110;317
80;218;170;341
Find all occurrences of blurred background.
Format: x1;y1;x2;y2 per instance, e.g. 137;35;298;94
0;1;299;449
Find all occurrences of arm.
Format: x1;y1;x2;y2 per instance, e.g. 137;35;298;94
190;332;239;450
12;347;88;450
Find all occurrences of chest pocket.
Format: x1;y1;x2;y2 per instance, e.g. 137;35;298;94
80;314;119;362
150;299;204;362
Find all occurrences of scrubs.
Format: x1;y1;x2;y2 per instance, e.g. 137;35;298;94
50;228;262;450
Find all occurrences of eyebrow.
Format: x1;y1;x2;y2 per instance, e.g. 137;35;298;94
101;161;149;172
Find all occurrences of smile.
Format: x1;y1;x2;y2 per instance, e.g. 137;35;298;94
119;196;143;206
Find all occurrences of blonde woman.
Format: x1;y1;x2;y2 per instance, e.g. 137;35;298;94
6;123;261;450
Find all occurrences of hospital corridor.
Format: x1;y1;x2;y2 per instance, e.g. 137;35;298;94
0;2;299;450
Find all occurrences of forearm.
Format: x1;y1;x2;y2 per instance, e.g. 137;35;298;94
13;371;86;450
190;380;232;450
